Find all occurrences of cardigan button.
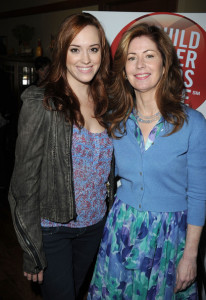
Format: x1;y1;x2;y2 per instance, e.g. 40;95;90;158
140;172;142;176
140;187;143;191
139;204;141;208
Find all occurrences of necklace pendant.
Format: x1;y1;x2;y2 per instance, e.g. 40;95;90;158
136;116;159;123
133;109;161;124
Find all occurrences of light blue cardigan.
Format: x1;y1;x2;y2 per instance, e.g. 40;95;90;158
113;106;206;226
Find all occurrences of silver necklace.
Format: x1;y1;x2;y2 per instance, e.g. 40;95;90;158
133;109;161;124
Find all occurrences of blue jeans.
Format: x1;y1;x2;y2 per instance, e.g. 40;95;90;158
40;216;106;300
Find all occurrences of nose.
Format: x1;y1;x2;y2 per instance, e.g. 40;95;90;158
81;50;91;64
136;56;145;68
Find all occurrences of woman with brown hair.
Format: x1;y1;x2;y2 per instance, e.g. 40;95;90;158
8;13;114;300
88;23;206;299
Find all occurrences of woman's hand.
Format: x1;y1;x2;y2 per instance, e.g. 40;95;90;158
174;256;196;293
174;223;202;293
24;270;44;284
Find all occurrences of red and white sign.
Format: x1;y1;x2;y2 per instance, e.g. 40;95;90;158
86;11;206;116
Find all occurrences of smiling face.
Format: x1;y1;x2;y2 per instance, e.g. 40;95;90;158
66;25;101;90
125;35;164;97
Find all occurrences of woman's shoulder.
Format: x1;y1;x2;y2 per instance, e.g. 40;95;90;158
19;86;47;122
21;85;45;102
183;104;205;122
183;105;206;132
184;104;204;118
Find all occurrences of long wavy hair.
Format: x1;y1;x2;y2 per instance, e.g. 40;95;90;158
43;12;111;127
107;22;187;137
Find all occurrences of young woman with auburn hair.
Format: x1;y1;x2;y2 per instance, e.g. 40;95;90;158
8;13;114;300
44;12;110;127
88;23;206;299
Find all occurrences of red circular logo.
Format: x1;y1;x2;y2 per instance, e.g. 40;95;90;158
111;12;206;109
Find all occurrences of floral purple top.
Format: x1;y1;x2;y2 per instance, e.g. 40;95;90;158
41;125;113;228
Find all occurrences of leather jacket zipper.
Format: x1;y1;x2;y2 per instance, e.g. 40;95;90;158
14;207;43;271
70;123;77;219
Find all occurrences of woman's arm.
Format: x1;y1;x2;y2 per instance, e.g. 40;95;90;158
8;86;47;276
175;109;206;292
174;224;202;292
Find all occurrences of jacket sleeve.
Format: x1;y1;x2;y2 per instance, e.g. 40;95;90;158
8;86;48;274
187;109;206;226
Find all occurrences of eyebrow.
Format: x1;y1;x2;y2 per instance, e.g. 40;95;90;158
69;43;100;47
127;49;157;55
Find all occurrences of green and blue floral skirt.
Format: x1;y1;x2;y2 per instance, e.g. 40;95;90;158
88;198;198;299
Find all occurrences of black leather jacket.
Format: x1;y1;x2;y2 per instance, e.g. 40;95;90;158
8;85;115;274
